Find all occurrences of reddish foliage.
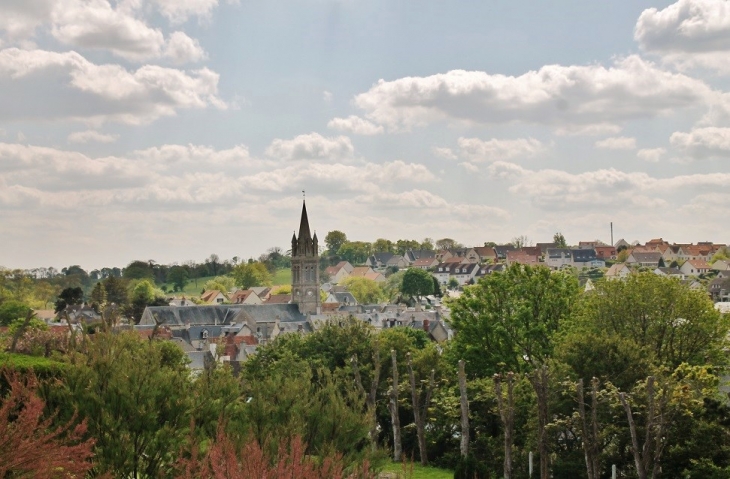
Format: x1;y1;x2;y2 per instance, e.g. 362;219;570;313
0;369;96;478
176;424;375;479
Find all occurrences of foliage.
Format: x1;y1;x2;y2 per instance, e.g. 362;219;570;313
176;427;375;479
231;263;272;289
325;230;348;255
448;264;579;376
342;277;385;304
0;369;96;478
553;232;568;249
168;266;190;292
0;300;32;326
337;242;373;265
436;239;461;250
46;332;192;478
54;286;83;313
8;316;48;336
453;455;488;479
122;260;155;281
566;272;730;369
205;275;237;293
401;268;434;300
124;279;167;324
373;238;395;254
0;353;66;378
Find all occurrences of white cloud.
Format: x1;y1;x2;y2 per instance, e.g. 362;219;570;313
554;123;623;136
0;48;225;124
150;0;220;24
459;162;479;172
68;130;119;143
327;115;383;135
487;160;730;210
322;90;332;103
265;132;355;161
0;0;54;40
458;137;544;162
635;0;730;73
594;136;637;150
432;146;457;160
164;31;206;64
637;147;666;162
670;127;730;157
353;56;711;130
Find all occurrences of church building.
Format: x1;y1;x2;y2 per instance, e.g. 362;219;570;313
291;199;321;315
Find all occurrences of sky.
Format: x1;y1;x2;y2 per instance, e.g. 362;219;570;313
1;0;730;270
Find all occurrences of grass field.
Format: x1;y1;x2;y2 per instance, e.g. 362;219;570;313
162;269;291;296
379;462;453;479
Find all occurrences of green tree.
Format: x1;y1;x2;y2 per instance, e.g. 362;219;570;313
324;230;348;255
436;238;460;250
124;279;166;324
89;282;107;312
420;238;435;251
337;241;372;265
553;232;568;248
102;276;129;306
54;286;83;313
167;266;190;292
0;300;32;326
566;272;730;370
47;332;192;478
231;263;272;289
372;238;395;254
395;239;419;255
448;277;459;290
122;260;155;281
400;268;434;301
341;277;384;304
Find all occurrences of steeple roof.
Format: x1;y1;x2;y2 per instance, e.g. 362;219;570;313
298;200;311;242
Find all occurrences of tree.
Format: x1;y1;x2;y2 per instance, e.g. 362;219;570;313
124;279;166;324
341;277;384;304
448;277;459;290
568;272;729;370
54;286;83;313
0;370;96;478
553;232;568;249
48;332;193;478
400;268;434;302
167;266;190;292
102;276;128;306
336;241;372;265
420;238;435;251
206;254;221;276
231;263;272;290
89;282;107;312
436;238;460;250
325;230;348;255
511;235;532;249
122;260;155;281
0;300;32;326
395;239;419;255
372;238;395;254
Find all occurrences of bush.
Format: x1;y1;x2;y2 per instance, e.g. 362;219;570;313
0;301;32;326
454;455;489;479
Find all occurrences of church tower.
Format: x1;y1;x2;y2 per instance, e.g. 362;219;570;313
291;199;320;315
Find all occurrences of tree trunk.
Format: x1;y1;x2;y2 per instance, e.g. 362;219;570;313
352;349;382;452
620;391;647;479
577;378;601;479
529;365;550;479
389;349;402;462
8;310;35;353
458;360;469;458
407;352;435;466
494;372;515;479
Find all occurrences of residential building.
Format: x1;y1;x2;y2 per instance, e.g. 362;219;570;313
324;261;354;284
626;251;663;268
546;248;572;269
680;259;712;277
605;263;631;279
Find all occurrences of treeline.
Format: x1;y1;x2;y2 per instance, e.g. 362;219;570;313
323;231;462;266
1;266;729;477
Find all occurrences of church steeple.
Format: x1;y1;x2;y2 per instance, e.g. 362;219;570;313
291;196;320;315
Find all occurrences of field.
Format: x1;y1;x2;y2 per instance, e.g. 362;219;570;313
162;268;291;296
379;462;453;479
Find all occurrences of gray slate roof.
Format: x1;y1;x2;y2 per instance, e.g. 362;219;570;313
140;304;305;327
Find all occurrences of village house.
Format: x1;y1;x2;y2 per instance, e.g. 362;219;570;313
571;249;604;269
324;261;354;284
594;245;617;260
605;263;631;279
201;290;227;304
473;246;497;263
506;250;539;266
229;289;263;305
654;267;685;280
412;257;439;270
546;248;572;269
680;259;712;277
626;251;663;269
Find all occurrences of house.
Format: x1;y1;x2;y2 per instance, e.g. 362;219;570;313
654;267;685;280
680;259;712;277
594;245;617;260
412;257;439;270
474;263;505;281
626;252;663;269
546;248;572;269
473;246;497;263
506;250;539;266
385;255;409;269
535;243;557;256
462;248;481;264
435;249;454;262
365;253;394;269
250;286;271;301
404;249;436;263
614;239;631;249
324;291;358;306
364;271;386;283
571;249;604;269
661;245;682;264
708;277;730;302
494;244;516;260
452;263;480;285
201;290;227;304
324;261;354;284
265;294;292;304
712;260;730;271
229;289;263;305
350;266;377;278
432;263;454;285
605;263;631;279
578;241;604;249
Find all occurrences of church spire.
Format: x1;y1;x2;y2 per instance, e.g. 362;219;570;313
298;199;311;243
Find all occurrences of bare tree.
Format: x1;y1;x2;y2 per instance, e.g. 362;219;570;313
528;365;550;479
494;372;516;479
406;352;436;465
458;360;469;458
619;376;670;479
577;377;601;479
388;349;402;462
351;348;381;452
